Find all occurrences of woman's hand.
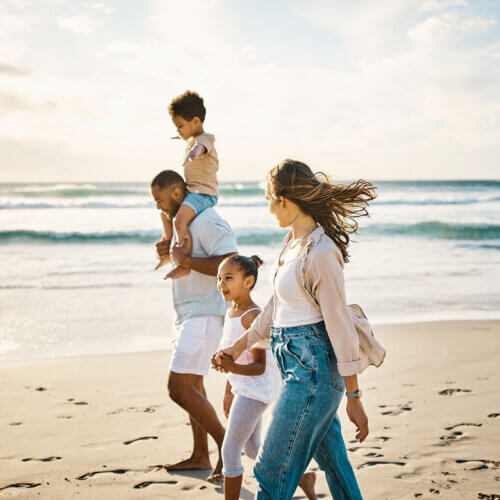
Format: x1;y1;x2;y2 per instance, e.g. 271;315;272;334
346;398;369;442
223;391;234;418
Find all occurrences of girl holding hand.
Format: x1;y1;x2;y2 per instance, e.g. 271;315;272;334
214;254;317;500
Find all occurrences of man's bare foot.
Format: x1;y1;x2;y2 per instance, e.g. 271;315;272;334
165;456;211;472
299;471;317;500
206;456;223;483
165;265;191;279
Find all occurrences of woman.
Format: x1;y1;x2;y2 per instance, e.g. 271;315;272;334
214;159;378;499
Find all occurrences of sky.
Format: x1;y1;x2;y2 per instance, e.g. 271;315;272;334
0;0;499;182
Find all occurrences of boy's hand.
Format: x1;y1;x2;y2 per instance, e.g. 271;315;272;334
182;144;207;166
223;391;234;418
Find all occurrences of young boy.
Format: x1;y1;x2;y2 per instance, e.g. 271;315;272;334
156;91;219;279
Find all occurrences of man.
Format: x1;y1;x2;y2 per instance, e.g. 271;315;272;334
151;170;237;481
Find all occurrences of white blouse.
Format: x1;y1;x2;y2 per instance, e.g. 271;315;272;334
274;253;323;328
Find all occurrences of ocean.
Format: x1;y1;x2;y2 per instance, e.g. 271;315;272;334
1;180;499;360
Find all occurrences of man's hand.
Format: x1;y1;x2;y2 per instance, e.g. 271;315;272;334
223;391;234;418
156;240;170;259
346;398;369;443
170;236;189;268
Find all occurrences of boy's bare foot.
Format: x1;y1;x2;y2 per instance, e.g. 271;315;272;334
165;456;212;472
299;471;317;500
155;256;170;270
165;266;191;279
206;456;223;482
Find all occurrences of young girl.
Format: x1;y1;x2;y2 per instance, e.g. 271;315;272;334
214;254;317;500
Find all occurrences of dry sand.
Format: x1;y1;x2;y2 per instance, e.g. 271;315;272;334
1;320;499;499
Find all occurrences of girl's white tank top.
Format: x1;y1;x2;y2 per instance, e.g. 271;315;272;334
221;308;282;404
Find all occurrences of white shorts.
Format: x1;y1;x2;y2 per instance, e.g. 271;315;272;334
169;316;223;376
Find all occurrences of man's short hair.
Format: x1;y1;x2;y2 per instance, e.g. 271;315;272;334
151;170;186;190
168;91;206;122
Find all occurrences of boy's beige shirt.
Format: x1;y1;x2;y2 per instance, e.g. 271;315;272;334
184;133;219;197
245;226;386;377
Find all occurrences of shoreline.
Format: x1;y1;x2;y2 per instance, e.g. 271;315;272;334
2;317;499;364
2;319;499;499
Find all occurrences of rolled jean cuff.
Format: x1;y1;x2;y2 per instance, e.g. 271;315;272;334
337;358;362;376
222;466;244;478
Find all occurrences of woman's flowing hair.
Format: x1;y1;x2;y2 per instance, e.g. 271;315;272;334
267;159;377;263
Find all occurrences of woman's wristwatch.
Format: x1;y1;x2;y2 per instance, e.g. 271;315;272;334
346;390;362;398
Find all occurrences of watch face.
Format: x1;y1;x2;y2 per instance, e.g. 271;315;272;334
357;390;362;398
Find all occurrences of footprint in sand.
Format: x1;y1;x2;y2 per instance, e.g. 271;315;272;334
22;457;62;462
455;459;499;471
444;423;482;431
57;415;73;419
108;405;160;415
77;468;135;480
66;398;87;405
0;482;41;492
9;422;23;426
438;431;467;446
134;480;178;489
478;494;500;500
373;436;391;442
380;402;413;416
348;445;382;452
487;413;499;418
123;436;158;446
357;460;405;469
35;387;47;392
438;388;472;396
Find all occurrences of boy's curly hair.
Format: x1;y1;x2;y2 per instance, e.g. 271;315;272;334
168;91;206;122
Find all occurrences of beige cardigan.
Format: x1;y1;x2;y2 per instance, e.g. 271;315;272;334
246;226;386;376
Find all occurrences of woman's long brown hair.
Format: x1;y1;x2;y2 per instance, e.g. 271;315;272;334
267;159;377;263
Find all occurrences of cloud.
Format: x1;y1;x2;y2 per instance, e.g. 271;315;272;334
0;63;29;76
57;15;101;36
420;0;467;12
408;11;496;43
89;2;114;15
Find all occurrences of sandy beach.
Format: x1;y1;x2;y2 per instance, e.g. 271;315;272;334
1;319;499;500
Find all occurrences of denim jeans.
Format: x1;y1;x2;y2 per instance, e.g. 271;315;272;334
254;321;363;500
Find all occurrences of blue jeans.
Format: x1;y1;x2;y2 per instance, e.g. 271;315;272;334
254;321;363;500
182;192;218;216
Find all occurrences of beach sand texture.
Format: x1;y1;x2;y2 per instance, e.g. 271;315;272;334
1;320;499;499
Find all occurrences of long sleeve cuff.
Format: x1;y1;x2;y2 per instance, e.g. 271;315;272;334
337;358;362;376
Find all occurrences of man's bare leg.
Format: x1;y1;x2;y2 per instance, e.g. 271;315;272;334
167;372;224;479
166;378;211;471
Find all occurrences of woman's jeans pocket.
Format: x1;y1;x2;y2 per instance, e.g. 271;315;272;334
283;337;315;372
